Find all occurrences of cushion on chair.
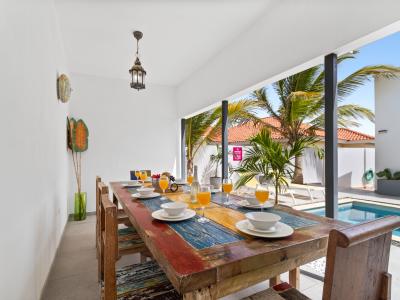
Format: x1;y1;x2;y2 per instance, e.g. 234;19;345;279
116;261;181;300
118;237;145;251
243;282;311;300
118;227;137;236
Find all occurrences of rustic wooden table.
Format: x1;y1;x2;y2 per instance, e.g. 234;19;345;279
110;182;347;300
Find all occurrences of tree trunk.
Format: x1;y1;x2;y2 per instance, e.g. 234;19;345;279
293;154;304;184
187;158;194;176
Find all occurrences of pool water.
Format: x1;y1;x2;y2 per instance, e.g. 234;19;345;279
305;202;400;237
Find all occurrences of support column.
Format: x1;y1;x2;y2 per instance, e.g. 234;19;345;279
181;118;186;179
324;53;338;219
221;100;228;181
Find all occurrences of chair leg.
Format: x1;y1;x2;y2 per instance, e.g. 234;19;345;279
140;253;147;263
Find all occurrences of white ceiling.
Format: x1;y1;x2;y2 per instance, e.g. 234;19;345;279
55;0;273;86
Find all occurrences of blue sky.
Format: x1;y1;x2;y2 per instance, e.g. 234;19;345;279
238;31;400;135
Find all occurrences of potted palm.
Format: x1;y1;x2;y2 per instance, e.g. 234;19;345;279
67;117;89;221
235;129;315;205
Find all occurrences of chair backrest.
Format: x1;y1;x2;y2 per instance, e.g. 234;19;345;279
323;216;400;300
100;188;118;300
96;177;107;253
96;176;102;249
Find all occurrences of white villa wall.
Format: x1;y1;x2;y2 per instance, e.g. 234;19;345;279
375;77;400;174
68;73;179;213
195;145;374;189
338;148;375;188
0;0;69;299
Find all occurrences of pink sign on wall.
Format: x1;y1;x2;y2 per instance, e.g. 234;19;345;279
232;146;242;161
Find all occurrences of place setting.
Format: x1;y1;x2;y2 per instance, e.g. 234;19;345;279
121;180;142;188
236;211;294;238
131;187;160;199
152;202;196;222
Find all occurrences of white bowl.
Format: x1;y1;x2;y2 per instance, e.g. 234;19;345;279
136;187;155;196
245;212;281;230
161;202;188;216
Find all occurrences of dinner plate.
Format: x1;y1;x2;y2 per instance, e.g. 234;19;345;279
152;209;196;222
122;182;142;188
247;224;276;234
235;220;294;238
237;200;274;209
131;192;161;199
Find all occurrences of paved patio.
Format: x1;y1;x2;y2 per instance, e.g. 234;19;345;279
273;185;400;207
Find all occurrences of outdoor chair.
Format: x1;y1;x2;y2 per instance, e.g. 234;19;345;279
243;215;400;300
100;191;181;300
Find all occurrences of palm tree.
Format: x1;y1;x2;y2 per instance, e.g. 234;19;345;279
235;129;315;205
185;100;258;175
253;51;400;184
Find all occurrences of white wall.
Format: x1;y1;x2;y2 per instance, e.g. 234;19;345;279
0;0;69;299
338;148;375;188
375;77;400;173
177;0;400;118
68;73;179;213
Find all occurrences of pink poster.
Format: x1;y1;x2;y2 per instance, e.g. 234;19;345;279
232;146;242;161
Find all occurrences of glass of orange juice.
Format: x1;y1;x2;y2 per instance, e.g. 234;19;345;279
140;171;147;182
222;178;233;205
159;175;169;200
255;184;269;212
187;174;193;185
135;170;141;181
197;185;211;223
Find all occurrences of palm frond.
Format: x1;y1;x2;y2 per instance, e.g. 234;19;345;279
338;65;400;100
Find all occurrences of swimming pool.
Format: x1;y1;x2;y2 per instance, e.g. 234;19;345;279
305;201;400;237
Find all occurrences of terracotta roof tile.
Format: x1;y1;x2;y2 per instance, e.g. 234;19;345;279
211;117;374;143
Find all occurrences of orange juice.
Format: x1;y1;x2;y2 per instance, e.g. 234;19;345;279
140;172;147;181
159;178;169;191
135;171;141;179
187;175;193;185
222;183;233;193
197;191;211;206
255;190;269;204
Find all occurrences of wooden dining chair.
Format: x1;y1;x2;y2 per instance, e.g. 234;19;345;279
96;178;150;282
96;177;131;257
243;216;400;300
100;191;181;300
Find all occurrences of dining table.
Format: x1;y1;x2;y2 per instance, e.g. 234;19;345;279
110;181;348;299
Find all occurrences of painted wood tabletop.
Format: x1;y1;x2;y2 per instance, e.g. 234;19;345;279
110;182;348;298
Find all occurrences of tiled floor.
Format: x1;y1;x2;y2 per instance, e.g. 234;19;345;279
41;215;324;299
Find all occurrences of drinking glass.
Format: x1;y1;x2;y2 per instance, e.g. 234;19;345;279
187;174;193;185
222;178;233;205
140;171;147;182
159;175;169;200
255;184;270;212
197;185;211;223
135;170;141;181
